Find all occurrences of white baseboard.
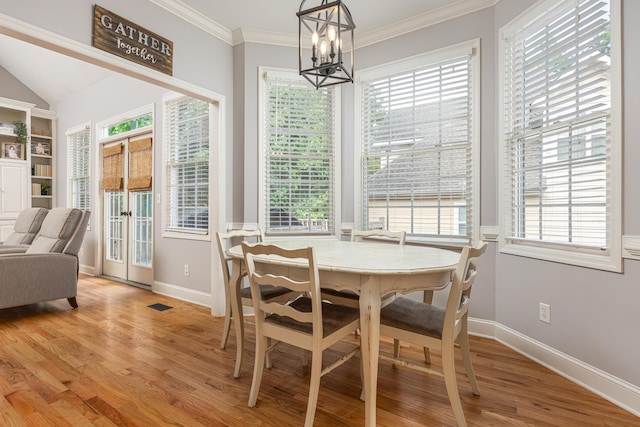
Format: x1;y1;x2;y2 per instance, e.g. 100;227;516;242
79;264;96;276
469;318;640;417
152;280;213;309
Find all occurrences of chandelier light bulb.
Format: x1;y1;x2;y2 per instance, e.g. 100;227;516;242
328;26;336;42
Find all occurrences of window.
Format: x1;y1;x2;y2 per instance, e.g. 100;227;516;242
357;40;480;245
163;93;210;236
259;69;339;235
499;0;621;271
66;123;91;210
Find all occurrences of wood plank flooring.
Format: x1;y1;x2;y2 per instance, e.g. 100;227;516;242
0;274;637;426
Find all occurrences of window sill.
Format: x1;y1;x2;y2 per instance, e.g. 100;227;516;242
162;229;210;242
499;240;622;273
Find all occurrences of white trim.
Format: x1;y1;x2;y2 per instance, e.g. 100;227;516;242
148;0;233;46
497;0;623;273
354;39;481;243
176;0;497;48
160;92;215;242
0;13;225;105
233;28;296;47
79;264;96;277
622;235;640;260
358;0;496;48
152;280;214;309
258;66;341;238
480;225;499;242
65;122;90;137
468;320;640;418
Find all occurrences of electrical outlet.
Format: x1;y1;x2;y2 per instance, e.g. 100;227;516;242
539;302;551;323
184;264;189;276
156;193;161;204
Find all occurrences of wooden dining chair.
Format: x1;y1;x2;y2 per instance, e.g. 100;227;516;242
216;229;296;354
242;242;361;427
378;241;487;427
351;229;407;244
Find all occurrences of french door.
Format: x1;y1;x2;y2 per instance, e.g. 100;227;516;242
102;133;153;286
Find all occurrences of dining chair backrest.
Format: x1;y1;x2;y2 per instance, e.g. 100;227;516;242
217;229;275;357
242;242;322;334
351;229;406;245
216;229;265;284
443;241;487;340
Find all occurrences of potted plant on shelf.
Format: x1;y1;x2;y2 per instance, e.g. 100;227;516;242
40;182;50;196
12;120;28;144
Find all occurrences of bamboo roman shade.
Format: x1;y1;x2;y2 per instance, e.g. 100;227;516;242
128;137;152;191
101;143;123;191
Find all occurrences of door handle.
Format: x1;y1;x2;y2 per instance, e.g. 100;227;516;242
120;211;132;216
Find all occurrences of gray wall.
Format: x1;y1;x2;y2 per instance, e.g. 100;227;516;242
2;0;234;298
3;0;639;403
0;65;48;109
492;0;640;388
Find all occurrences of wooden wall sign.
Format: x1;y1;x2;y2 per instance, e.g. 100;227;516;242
93;5;173;75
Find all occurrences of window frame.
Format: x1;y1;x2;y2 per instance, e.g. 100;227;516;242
66;122;92;212
257;67;342;238
161;92;213;241
354;39;481;247
497;0;622;272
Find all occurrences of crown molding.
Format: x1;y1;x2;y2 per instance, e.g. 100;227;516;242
358;0;498;48
149;0;233;46
233;28;297;47
154;0;498;48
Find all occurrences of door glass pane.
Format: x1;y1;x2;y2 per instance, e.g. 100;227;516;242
106;191;123;262
132;191;152;267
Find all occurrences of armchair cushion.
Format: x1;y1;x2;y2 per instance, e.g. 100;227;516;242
27;208;82;254
2;207;48;245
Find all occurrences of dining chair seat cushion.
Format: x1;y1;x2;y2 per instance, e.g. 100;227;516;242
381;296;445;339
266;297;360;337
239;285;293;300
321;288;358;299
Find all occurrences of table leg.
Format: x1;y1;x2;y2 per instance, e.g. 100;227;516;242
359;276;381;427
229;258;245;379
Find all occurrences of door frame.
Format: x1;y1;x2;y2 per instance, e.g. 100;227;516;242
100;131;154;287
96;111;154;286
0;14;227;316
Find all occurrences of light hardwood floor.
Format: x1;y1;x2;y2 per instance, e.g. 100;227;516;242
0;274;637;426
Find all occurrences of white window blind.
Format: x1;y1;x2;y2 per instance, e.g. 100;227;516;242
67;124;91;210
502;0;612;250
360;50;475;244
164;95;210;233
263;73;335;235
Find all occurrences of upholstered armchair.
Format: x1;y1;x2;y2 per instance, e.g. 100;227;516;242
0;208;91;309
0;207;48;253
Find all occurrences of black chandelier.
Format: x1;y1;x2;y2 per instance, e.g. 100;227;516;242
297;0;355;89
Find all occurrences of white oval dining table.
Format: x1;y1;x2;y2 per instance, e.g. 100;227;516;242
227;238;460;427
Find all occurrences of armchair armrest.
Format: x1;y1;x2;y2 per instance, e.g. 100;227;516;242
0;253;79;310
